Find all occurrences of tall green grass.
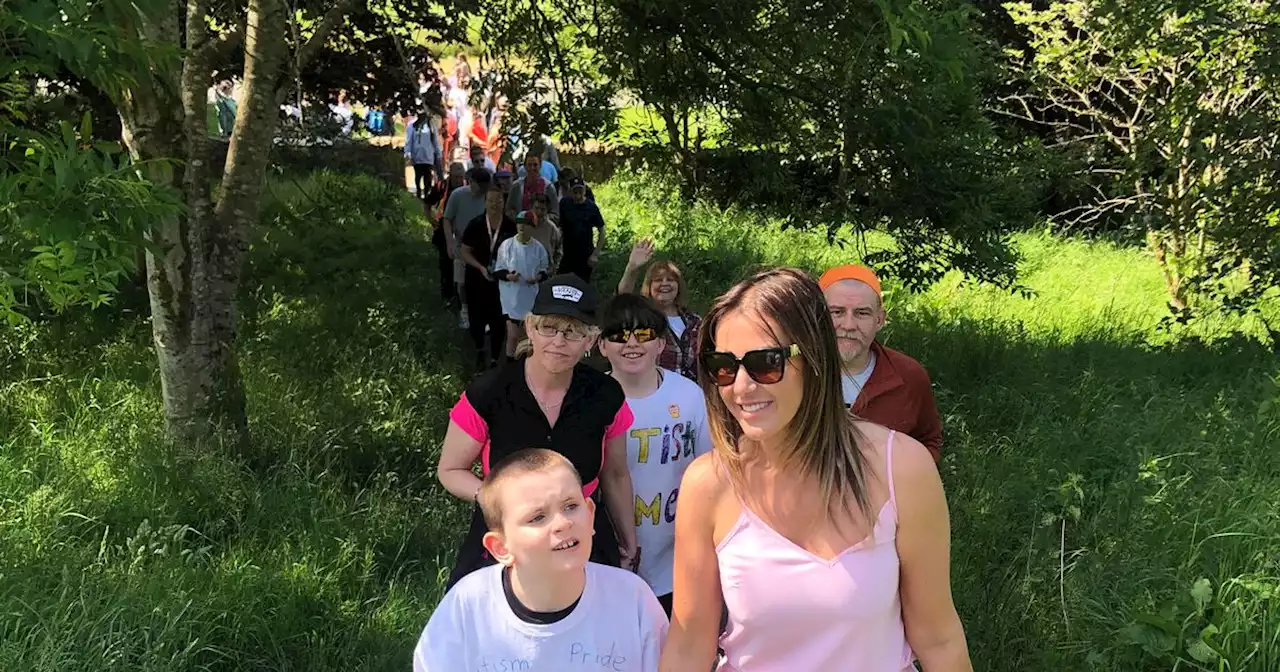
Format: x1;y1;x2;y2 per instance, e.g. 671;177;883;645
593;173;1280;670
0;169;1276;670
0;173;465;670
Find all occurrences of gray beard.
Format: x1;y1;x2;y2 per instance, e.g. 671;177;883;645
838;343;868;367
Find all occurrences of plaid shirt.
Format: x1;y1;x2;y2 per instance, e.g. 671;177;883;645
658;311;702;381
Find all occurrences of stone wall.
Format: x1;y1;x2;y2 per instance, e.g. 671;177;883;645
209;139;405;186
208;138;636;187
556;150;636;183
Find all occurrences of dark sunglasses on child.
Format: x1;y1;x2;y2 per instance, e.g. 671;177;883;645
699;344;800;386
603;326;662;344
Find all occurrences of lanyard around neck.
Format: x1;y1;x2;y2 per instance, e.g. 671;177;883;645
486;215;502;255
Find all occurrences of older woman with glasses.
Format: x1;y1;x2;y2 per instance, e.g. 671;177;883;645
436;274;640;589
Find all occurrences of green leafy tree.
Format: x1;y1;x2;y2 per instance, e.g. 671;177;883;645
7;0;463;448
475;2;621;150
481;0;1038;291
1;0;180;324
1005;0;1280;315
0;118;180;323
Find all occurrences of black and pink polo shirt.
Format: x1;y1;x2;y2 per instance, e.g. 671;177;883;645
444;359;634;588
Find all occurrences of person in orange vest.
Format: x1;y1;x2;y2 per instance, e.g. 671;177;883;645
819;265;943;462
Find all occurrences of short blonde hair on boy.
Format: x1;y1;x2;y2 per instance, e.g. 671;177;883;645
477;448;583;531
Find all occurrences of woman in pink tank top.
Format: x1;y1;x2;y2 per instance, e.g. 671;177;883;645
659;268;971;671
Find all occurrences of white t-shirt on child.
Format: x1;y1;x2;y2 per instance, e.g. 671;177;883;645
413;562;668;672
624;371;711;597
494;237;549;319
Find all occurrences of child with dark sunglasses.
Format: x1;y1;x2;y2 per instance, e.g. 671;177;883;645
599;294;712;617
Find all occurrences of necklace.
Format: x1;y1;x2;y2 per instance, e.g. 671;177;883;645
530;386;566;411
843;352;877;401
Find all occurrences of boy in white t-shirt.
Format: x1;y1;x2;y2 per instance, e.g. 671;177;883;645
413;448;668;672
598;294;712;616
493;210;550;359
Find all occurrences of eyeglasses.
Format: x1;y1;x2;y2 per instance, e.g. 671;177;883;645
603;327;660;344
700;344;801;387
534;323;589;342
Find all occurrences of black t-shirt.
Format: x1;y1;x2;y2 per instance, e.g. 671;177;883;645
446;360;630;589
460;213;516;283
557;197;605;262
463;359;626;485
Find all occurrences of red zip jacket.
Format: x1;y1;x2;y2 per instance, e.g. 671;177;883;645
850;341;943;462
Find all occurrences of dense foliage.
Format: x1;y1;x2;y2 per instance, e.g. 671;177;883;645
479;0;1278;318
482;0;1042;292
1006;0;1280;318
0;0;180;324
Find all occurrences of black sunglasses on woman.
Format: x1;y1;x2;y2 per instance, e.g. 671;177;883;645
699;344;800;386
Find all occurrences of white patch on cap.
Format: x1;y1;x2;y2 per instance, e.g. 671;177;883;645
551;285;583;302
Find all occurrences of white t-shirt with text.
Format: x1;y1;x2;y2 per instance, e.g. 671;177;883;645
624;371;712;596
413;563;668;672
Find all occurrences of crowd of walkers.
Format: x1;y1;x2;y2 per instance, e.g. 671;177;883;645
405;55;968;672
412;118;605;370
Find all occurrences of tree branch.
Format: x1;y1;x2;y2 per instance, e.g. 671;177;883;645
195;19;248;69
181;0;214;204
1056;194;1151;226
681;33;822;107
531;1;577;117
992;95;1103;137
296;0;361;72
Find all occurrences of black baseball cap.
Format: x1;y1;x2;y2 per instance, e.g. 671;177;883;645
568;176;586;190
531;274;597;325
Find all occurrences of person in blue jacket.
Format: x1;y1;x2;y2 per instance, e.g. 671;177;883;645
404;102;444;198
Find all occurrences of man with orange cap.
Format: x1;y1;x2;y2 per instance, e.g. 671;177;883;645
819;264;943;461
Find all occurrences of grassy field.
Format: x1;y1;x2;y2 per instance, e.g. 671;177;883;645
1;170;1276;670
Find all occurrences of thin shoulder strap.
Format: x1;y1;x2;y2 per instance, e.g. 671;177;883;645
885;430;898;507
712;452;745;506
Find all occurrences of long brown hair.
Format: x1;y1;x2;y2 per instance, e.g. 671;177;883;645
696;267;875;524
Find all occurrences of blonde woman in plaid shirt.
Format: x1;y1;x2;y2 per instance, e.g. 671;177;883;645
617;239;702;382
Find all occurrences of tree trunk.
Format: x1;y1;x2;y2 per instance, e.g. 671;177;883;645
116;1;245;449
115;0;284;450
658;103;697;195
1147;229;1189;310
117;0;350;451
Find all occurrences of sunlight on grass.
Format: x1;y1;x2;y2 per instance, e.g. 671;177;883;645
0;169;1276;671
594;174;1278;348
610;105;728;149
591;171;1280;669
